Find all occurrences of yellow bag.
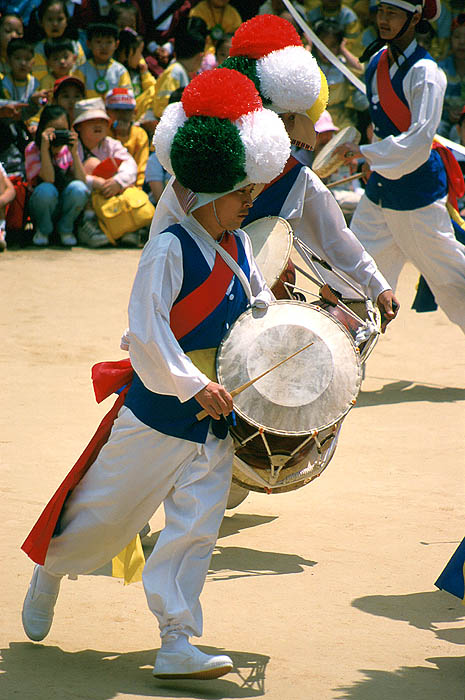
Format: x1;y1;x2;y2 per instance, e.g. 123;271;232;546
91;186;155;244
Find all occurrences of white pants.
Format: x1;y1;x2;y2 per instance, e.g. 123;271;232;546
351;194;465;332
44;406;234;638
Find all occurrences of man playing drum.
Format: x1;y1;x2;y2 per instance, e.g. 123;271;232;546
149;15;399;332
20;68;290;681
337;0;465;333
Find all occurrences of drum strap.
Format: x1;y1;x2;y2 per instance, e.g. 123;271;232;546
183;214;269;308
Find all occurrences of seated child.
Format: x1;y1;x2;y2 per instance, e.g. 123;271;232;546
0;38;50;124
105;87;149;188
53;74;85;124
72;97;152;248
0;161;17;251
25;103;89;246
189;0;241;52
0;13;24;77
40;38;77;90
152;16;207;119
32;0;86;83
114;28;156;122
108;1;140;33
73;23;131;99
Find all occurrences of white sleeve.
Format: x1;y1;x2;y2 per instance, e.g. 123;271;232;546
360;61;447;180
281;168;390;300
127;233;210;402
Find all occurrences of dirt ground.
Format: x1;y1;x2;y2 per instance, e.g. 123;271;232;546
1;245;464;700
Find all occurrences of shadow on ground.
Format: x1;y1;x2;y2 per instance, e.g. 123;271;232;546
0;642;270;699
333;655;464;700
357;380;465;407
351;589;464;637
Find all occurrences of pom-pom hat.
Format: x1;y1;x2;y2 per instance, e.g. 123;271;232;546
224;15;328;124
154;67;290;202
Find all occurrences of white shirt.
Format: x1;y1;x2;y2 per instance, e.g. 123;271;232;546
360;40;447;181
128;215;272;402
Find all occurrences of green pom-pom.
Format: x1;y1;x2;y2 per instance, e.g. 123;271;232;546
171;115;247;193
220;55;271;106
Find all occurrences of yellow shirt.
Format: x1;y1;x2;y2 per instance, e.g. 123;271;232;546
189;1;242;51
110;124;149;188
133;68;156;122
152;61;189;119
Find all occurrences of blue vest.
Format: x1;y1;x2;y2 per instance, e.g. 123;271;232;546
364;46;447;211
124;224;250;443
242;160;304;226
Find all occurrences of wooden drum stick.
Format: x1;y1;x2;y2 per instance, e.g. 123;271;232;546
196;341;314;421
326;172;361;189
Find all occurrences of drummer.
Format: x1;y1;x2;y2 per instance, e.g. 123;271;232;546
149;15;399;332
21;68;290;680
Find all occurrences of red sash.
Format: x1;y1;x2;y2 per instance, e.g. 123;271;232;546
376;49;465;209
21;232;239;565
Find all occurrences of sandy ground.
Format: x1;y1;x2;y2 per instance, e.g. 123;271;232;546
1;245;464;700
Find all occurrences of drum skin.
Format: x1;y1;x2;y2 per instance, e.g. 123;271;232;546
312;126;360;178
244;216;295;299
217;301;362;492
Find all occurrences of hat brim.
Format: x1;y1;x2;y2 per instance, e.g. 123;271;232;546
73;110;110;126
54;76;85;95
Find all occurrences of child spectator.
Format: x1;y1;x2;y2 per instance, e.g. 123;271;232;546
105;86;149;188
189;0;241;52
313;19;368;129
108;1;139;32
53;74;85;123
114;28;156;121
74;22;132;99
72;97;145;248
40;38;78;90
0;161;17;251
25;104;89;246
438;15;465;137
152;16;208;119
0;13;24;76
308;0;363;57
215;33;233;65
1;38;49;123
32;0;86;83
144;85;185;204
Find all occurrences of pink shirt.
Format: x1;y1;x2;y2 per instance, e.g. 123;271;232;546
25;142;73;183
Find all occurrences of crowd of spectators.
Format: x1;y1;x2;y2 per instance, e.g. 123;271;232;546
0;0;462;251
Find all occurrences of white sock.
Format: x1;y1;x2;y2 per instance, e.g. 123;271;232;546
161;631;190;653
36;566;62;595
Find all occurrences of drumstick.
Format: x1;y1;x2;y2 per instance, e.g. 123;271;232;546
196;341;314;421
326;172;361;189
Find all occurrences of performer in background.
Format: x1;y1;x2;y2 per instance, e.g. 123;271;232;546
21;67;290;681
150;15;399;331
337;0;465;333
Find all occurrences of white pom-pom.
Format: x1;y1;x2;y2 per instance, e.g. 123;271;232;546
153;102;187;175
235;108;290;184
257;46;321;114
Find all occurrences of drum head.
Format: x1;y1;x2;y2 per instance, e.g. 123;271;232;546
217;301;361;436
312;125;360;178
244;216;293;289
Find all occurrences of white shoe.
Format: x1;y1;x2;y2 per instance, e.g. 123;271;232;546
22;566;60;641
153;642;233;680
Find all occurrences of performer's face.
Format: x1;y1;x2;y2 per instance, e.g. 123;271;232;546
213;184;255;230
377;5;409;39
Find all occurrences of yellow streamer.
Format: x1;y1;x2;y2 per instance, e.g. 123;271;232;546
112;534;145;585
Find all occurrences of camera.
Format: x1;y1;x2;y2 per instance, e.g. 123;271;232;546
53;129;72;146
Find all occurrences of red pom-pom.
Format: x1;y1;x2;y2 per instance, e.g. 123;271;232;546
230;14;302;60
182;68;262;120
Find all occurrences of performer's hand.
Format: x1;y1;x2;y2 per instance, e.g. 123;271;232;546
335;141;362;163
195;382;233;419
361;161;372;183
377;290;400;333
